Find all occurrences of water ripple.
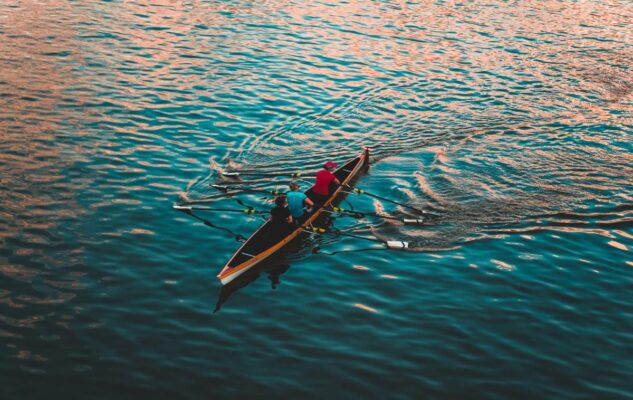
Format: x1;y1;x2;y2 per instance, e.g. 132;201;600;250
1;0;633;398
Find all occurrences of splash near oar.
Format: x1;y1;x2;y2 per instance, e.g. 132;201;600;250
343;185;431;216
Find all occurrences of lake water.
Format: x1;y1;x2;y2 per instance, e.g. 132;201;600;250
1;0;632;398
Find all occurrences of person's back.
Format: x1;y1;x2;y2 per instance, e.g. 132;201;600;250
286;182;314;223
310;161;340;207
269;195;293;240
313;169;336;196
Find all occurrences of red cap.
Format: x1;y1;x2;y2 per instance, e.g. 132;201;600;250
323;161;337;169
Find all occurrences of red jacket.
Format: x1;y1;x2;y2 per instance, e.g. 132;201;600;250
313;170;336;195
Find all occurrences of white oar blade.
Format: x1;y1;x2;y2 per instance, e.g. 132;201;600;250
211;184;229;192
403;218;425;225
386;241;409;249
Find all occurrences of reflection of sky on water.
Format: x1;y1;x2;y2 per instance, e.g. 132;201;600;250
1;0;631;284
0;0;632;397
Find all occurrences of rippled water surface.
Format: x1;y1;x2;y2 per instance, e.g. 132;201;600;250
1;0;632;398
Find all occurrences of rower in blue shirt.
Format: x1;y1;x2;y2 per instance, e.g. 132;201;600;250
286;181;314;224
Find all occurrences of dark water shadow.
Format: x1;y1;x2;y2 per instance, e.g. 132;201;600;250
214;261;291;313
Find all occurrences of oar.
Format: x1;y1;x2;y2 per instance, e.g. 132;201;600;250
323;207;425;225
173;205;267;214
212;182;315;197
212;184;286;196
343;184;435;216
304;226;410;249
220;171;310;178
177;184;284;206
178;197;241;205
174;207;247;242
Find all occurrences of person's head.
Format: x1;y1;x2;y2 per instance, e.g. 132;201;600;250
274;195;287;207
323;161;337;170
289;181;299;192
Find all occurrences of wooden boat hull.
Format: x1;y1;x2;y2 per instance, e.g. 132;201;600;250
217;149;369;285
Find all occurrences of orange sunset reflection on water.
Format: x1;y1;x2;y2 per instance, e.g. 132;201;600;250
0;0;632;397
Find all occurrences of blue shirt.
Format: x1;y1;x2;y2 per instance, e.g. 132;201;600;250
287;191;307;218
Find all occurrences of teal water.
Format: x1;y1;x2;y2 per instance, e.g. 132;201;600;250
1;0;632;398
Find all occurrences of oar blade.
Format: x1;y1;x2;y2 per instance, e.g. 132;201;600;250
211;184;230;192
386;241;409;249
173;204;193;215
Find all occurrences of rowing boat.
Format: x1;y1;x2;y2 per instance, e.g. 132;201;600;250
217;148;370;285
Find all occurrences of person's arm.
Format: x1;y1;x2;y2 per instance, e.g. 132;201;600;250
304;196;314;207
286;214;293;224
334;177;341;185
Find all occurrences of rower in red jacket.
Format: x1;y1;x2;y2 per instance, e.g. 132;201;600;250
310;161;341;208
